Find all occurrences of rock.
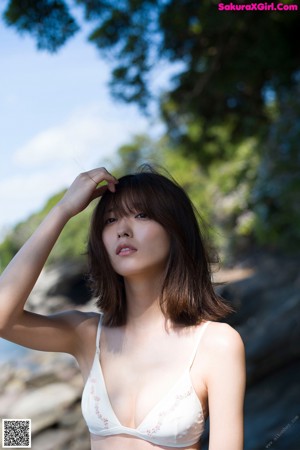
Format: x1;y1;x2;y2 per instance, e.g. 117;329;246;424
244;360;300;450
31;428;77;450
25;260;91;314
0;363;14;393
31;402;90;450
57;402;83;428
7;382;81;434
3;377;26;394
24;371;63;388
0;391;21;416
240;291;299;382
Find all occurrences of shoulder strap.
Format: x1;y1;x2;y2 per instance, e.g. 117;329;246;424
95;314;103;354
188;321;211;368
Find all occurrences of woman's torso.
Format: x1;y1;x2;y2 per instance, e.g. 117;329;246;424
75;313;212;450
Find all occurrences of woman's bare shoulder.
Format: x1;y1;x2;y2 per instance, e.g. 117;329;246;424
203;321;245;359
199;321;246;406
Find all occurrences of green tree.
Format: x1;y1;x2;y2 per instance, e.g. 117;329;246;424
0;191;93;271
251;84;300;249
3;0;300;153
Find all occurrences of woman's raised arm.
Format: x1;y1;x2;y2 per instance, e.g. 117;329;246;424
0;168;117;355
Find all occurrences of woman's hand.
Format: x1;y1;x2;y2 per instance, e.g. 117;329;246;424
58;167;118;218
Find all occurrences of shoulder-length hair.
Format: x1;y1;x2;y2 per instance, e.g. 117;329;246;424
87;167;234;327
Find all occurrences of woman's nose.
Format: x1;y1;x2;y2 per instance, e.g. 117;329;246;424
118;231;130;238
117;218;132;238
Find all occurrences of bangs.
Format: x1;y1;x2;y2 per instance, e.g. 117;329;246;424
99;173;165;226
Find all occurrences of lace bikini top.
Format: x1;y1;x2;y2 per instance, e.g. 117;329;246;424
81;315;211;448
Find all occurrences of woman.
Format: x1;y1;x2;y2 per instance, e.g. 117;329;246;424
0;167;246;450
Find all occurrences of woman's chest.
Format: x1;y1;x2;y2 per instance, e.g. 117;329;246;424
99;336;209;426
78;322;210;428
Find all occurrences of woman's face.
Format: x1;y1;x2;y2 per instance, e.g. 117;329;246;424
102;208;170;280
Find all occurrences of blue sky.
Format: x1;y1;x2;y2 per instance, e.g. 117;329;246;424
0;11;167;237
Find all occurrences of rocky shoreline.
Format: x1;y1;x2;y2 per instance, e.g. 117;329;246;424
0;253;299;450
0;350;90;450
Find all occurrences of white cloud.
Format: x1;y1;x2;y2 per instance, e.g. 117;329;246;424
0;167;75;236
0;102;149;237
13;103;147;168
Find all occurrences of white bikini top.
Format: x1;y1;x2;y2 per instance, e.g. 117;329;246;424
81;315;211;448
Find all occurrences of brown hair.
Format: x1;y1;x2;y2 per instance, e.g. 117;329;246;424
87;166;234;326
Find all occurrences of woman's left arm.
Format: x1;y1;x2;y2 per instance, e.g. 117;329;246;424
206;323;246;450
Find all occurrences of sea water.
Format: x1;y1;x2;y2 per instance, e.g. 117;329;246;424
0;338;30;364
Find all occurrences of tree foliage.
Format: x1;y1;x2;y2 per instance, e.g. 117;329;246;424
251;85;300;248
3;0;300;152
3;0;79;51
0;191;93;271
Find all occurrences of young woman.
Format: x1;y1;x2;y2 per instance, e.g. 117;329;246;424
0;167;246;450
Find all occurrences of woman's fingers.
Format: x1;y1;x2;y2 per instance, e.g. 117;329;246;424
90;180;118;201
59;167;118;217
85;167;118;188
85;168;118;199
90;184;108;200
75;168;118;195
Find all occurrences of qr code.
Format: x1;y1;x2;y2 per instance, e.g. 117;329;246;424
2;419;31;448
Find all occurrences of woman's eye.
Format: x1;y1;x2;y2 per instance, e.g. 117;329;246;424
104;217;116;225
135;212;148;219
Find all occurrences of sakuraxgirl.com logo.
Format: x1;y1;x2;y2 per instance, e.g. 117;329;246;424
218;2;298;10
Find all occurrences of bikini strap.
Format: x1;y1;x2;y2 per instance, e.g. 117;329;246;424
95;314;103;355
188;321;211;368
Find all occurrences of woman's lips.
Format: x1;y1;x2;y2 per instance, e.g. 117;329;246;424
118;248;137;256
116;244;137;255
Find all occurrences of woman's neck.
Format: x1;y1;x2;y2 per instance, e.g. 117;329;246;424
124;276;167;332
